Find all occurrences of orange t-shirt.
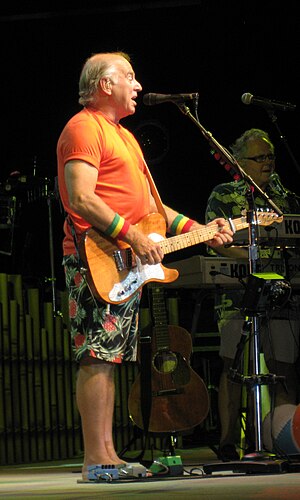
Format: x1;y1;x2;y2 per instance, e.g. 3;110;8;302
57;108;151;255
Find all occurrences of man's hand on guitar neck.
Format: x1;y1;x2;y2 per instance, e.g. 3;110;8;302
205;217;234;248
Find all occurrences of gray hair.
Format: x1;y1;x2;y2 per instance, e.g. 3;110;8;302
78;51;131;106
230;128;274;159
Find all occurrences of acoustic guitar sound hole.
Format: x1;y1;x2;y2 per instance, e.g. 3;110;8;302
153;350;177;374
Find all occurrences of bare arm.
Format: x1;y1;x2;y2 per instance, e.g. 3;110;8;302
65;160;164;265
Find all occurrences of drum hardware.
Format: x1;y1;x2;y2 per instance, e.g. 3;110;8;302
2;172;51;203
0;173;62;317
0;195;17;255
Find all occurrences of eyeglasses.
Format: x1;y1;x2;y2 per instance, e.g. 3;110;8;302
243;154;276;163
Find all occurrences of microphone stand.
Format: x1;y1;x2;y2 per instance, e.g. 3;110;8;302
45;179;63;318
46;191;59;316
176;103;288;472
264;107;300;176
175;103;282;216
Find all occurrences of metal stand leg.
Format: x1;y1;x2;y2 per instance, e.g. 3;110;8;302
228;316;266;456
253;316;264;452
46;192;62;317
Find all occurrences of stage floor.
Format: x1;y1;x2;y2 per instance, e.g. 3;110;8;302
1;447;300;499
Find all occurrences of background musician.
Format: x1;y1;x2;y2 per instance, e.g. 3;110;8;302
205;128;300;461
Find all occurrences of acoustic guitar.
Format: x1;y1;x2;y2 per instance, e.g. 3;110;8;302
79;211;282;304
128;284;210;433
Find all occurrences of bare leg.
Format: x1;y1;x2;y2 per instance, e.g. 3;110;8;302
76;362;125;479
104;377;126;463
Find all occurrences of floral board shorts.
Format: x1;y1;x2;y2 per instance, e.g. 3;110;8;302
63;254;141;364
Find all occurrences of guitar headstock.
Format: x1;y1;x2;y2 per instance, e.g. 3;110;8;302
240;209;283;226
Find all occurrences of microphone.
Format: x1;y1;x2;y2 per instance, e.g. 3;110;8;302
241;92;296;111
143;92;199;106
269;172;290;197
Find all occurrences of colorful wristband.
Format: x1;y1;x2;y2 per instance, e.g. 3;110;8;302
104;213;130;239
170;214;195;235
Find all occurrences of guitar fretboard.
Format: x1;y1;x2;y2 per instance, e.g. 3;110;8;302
160;213;282;254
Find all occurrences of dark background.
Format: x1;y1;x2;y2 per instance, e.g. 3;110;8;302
0;0;299;288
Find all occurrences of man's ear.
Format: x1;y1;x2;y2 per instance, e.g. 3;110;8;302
100;78;112;95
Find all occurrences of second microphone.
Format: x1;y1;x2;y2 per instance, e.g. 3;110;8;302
143;93;199;106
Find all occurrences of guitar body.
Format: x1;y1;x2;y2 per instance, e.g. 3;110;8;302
128;323;210;433
80;213;178;304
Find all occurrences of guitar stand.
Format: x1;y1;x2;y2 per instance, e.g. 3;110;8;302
119;425;153;464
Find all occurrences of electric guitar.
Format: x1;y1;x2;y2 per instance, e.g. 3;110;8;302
128;284;210;433
79;211;282;304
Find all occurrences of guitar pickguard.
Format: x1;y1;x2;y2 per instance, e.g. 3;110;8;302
109;259;165;302
108;231;166;302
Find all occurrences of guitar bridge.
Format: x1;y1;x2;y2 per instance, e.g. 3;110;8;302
152;388;184;397
113;248;134;271
113;250;125;271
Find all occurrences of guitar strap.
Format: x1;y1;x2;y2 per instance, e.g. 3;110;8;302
66;214;83;269
143;159;168;222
